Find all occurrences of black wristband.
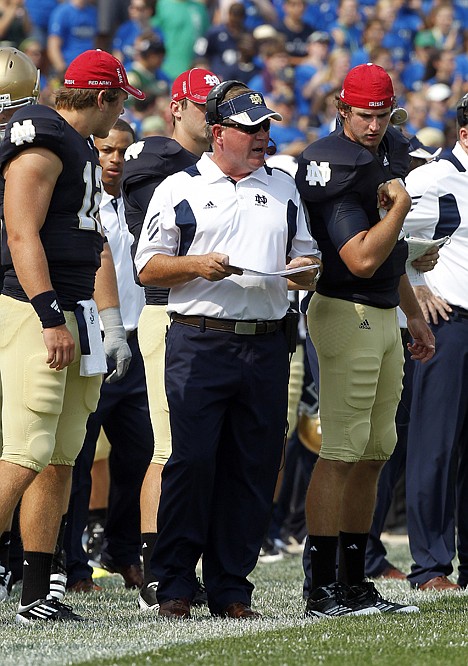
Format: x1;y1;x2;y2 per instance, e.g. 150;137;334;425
30;290;66;328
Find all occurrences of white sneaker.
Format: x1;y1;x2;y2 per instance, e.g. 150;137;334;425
258;538;284;563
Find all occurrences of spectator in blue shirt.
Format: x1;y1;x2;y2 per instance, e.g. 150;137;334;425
402;90;430;136
350;18;385;69
239;0;278;32
276;0;316;66
328;0;363;54
194;2;248;82
294;31;331;118
401;31;437;92
248;38;292;96
25;0;59;46
217;32;262;84
47;0;98;78
112;0;161;68
268;91;307;155
423;48;458;89
375;0;413;66
304;0;337;33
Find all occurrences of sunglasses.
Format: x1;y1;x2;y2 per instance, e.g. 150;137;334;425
221;119;271;134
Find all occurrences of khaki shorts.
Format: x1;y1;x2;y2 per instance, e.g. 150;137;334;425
0;295;102;472
307;293;403;463
137;304;171;465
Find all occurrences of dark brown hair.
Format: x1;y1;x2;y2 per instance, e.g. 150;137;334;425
55;88;121;110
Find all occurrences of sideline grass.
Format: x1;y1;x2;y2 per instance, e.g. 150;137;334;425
1;539;467;666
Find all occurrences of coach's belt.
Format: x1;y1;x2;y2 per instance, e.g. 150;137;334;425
171;313;283;335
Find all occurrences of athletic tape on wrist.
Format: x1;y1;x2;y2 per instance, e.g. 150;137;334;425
30;290;66;328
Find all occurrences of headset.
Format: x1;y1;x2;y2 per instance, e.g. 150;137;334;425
457;93;468;127
205;79;248;125
205;79;277;156
265;138;277;156
390;107;408;126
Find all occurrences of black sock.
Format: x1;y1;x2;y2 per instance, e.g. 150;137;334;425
308;535;338;590
338;531;369;586
0;531;11;571
141;532;158;584
21;551;53;606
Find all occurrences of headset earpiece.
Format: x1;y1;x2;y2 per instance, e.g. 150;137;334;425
205;80;248;125
457;94;468;127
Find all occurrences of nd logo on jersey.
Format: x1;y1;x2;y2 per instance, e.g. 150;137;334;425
306;161;331;187
10;119;36;146
125;141;145;160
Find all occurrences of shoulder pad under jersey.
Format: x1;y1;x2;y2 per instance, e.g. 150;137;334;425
0;105;66;168
122;136;197;190
296;129;374;203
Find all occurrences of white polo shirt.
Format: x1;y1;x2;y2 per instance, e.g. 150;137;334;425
404;142;468;310
100;191;145;331
135;152;319;320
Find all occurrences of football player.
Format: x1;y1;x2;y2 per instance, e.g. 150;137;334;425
0;46;40;603
296;63;434;617
0;49;143;623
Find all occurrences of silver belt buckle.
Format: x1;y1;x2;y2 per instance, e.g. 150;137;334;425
234;321;257;335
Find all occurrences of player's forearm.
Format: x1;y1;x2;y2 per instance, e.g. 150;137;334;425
94;241;120;310
8;235;54;299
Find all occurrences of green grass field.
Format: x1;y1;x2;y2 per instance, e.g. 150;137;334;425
1;537;467;666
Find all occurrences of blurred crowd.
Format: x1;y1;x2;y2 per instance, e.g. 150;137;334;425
4;0;467;153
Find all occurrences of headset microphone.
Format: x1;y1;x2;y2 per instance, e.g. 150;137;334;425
265;138;277;156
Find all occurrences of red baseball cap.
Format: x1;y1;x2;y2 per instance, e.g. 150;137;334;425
64;49;145;100
340;63;395;109
171;68;220;104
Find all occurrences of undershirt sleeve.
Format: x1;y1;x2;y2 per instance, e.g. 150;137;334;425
322;192;370;252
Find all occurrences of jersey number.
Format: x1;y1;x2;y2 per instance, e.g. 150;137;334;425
77;161;103;233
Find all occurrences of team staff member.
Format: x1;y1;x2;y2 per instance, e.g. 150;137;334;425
0;49;144;623
122;67;220;611
403;95;468;592
64;119;154;593
135;81;321;619
295;63;435;618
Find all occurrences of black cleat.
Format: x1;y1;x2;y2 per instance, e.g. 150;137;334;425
347;580;419;613
305;582;380;618
16;598;85;624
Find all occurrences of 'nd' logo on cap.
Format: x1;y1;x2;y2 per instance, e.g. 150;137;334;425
249;94;262;105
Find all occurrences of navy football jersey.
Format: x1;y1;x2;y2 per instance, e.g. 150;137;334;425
296;126;409;308
122;136;199;306
0;105;104;310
